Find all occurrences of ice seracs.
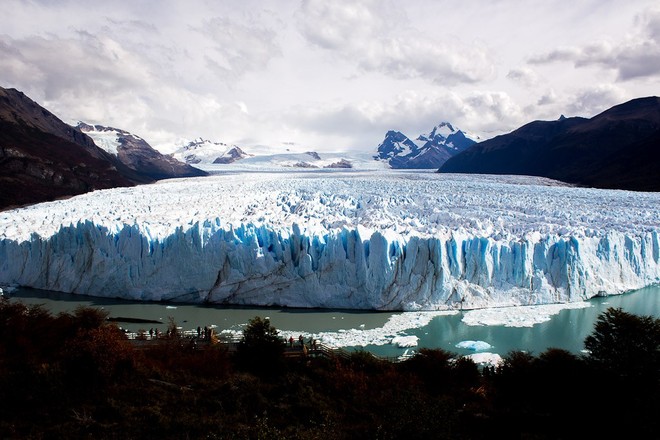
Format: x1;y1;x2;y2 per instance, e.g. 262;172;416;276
0;171;659;311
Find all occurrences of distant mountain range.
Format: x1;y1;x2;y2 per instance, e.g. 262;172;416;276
170;138;252;164
166;122;479;170
2;84;659;212
0;86;205;210
439;97;660;192
170;139;371;169
374;122;479;169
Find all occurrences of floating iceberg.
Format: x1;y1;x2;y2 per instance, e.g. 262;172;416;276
456;340;492;351
1;171;659;310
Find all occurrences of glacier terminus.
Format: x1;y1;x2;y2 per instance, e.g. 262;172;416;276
1;170;659;311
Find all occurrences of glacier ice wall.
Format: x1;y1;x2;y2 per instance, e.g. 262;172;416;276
1;219;659;310
1;172;659;310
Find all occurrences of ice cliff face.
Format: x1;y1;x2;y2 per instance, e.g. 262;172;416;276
1;171;659;310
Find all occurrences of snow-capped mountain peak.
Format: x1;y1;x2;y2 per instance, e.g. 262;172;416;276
171;138;252;164
375;122;478;169
418;121;456;143
375;131;419;160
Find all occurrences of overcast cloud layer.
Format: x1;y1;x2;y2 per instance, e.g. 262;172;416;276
1;0;659;152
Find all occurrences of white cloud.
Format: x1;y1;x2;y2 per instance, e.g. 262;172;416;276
506;67;540;88
566;84;628;116
296;0;496;85
528;6;660;81
0;30;257;148
197;16;282;80
537;89;559;106
296;0;377;51
0;33;152;100
286;89;524;148
0;0;658;152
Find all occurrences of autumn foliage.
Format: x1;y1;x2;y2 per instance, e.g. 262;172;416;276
0;298;657;439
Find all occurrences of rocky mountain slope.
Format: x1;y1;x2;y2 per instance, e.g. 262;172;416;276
0;86;206;211
77;123;207;180
0;87;143;210
438;97;660;191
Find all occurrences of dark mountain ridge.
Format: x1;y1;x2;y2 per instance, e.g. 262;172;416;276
77;123;207;180
0;87;142;210
0;86;206;211
438;96;660;191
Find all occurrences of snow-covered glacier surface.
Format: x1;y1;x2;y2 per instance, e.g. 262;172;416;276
1;171;659;310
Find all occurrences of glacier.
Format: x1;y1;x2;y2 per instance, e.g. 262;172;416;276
1;170;659;311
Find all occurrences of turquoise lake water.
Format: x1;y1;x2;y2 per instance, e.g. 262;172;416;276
5;285;659;359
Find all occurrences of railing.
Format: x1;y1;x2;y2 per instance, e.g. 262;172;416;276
312;342;351;360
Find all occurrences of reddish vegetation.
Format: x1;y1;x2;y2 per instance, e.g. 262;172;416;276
0;298;657;439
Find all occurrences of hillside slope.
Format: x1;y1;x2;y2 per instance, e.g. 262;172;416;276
439;97;660;191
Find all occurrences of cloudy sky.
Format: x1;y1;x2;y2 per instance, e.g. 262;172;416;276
2;0;659;153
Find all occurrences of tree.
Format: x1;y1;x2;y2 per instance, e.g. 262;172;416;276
236;316;285;376
584;307;660;380
583;307;660;438
400;348;454;395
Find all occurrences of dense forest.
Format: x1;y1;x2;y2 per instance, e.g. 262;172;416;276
0;297;658;439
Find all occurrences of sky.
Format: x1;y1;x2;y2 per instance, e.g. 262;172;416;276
1;0;660;153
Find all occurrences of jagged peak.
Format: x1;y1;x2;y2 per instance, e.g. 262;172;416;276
184;137;229;148
420;121;459;142
434;121;456;132
76;122;142;140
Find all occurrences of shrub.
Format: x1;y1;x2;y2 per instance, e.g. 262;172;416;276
62;325;135;385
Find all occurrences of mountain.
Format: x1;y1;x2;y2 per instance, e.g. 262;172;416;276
374;122;479;169
191;150;388;172
170;139;386;171
212;146;251;164
0;86;207;211
438;97;660;191
0;86;146;210
227;151;357;169
77;123;207;180
170;138;252;164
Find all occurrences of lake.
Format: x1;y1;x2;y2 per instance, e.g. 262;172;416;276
4;285;659;362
